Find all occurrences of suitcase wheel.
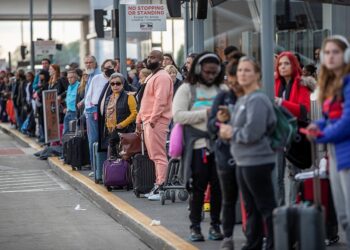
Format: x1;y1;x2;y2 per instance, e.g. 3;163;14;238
165;190;171;200
72;167;78;171
178;190;189;201
95;179;102;184
170;190;176;203
106;186;112;192
160;191;166;205
134;190;140;198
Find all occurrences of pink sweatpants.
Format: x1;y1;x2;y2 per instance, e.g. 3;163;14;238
143;122;168;185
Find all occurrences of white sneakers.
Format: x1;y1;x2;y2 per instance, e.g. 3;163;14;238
145;184;161;201
148;193;161;201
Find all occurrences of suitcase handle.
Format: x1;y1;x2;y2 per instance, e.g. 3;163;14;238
140;123;145;155
311;141;322;207
75;114;86;137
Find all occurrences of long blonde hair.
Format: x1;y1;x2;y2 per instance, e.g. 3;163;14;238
318;37;350;103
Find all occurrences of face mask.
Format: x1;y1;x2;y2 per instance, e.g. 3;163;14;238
104;68;115;78
147;61;160;70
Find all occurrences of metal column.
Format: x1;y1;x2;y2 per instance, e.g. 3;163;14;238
30;0;35;72
113;0;120;60
260;0;274;99
192;0;204;53
119;3;127;77
48;0;52;40
184;0;193;56
48;0;53;62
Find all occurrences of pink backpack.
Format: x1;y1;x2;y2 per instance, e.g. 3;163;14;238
168;123;183;158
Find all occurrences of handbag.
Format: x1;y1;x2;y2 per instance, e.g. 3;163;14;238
168;123;183;158
119;132;142;160
285;120;312;169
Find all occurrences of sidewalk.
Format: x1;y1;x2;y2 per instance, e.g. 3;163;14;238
1;123;347;250
0;123;246;250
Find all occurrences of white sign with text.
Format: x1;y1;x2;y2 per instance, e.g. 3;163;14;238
34;40;56;56
126;4;167;32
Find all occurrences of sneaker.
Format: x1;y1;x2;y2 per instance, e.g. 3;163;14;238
148;193;161;201
189;226;205;242
208;224;224;241
325;235;340;246
144;184;159;198
220;236;234;250
88;172;94;177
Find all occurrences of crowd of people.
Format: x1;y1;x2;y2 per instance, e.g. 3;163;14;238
0;34;350;250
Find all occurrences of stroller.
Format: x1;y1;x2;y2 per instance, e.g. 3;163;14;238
159;157;189;205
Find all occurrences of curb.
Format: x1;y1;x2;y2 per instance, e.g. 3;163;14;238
0;123;198;250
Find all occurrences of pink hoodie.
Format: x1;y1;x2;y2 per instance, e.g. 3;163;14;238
136;69;173;125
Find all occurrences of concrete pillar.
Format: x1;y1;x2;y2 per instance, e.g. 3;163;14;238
323;4;350;37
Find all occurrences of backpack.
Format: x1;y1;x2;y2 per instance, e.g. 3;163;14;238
270;104;297;151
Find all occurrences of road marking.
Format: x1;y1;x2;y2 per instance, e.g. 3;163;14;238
1;188;63;193
0;169;69;193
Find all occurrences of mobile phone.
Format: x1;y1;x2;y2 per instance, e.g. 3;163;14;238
218;105;229;111
299;128;323;136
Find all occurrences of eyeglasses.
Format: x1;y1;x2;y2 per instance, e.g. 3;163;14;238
110;81;122;86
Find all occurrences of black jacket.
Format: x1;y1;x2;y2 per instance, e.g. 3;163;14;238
207;90;237;169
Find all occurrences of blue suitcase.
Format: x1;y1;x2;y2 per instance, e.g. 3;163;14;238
93;142;107;184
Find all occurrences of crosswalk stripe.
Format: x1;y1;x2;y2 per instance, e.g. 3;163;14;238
0;170;69;193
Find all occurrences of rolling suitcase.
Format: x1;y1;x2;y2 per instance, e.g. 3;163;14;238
69;133;90;170
131;129;156;198
93;142;107;184
273;141;326;250
103;159;132;191
296;159;339;245
62;132;75;164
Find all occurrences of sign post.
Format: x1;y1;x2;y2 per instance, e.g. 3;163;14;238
125;4;167;32
42;89;60;143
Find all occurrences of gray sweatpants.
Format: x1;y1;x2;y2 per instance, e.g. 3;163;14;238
329;144;350;249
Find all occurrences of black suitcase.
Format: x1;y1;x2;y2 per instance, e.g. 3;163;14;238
273;141;326;250
62;132;75;164
131;129;156;197
69;133;90;170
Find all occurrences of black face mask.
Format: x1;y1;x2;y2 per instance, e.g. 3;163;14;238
104;68;115;78
147;61;160;70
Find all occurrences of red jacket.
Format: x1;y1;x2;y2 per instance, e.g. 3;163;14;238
275;77;311;119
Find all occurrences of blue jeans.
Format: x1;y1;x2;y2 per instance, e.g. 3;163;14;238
86;112;98;168
63;111;77;135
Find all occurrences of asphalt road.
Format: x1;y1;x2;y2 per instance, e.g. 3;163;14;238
0;130;149;250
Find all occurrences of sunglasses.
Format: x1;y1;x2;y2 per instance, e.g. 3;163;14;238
110;81;122;86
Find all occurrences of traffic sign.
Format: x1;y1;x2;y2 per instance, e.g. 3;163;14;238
126;4;167;32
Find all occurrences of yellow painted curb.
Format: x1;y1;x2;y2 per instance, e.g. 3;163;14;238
49;157;198;250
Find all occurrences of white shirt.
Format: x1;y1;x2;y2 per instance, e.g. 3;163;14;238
84;73;108;109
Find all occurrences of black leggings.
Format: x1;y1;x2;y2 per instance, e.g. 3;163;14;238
217;167;238;238
237;163;276;250
108;129;120;157
189;148;221;228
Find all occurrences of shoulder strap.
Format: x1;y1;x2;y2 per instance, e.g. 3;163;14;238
189;83;197;110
